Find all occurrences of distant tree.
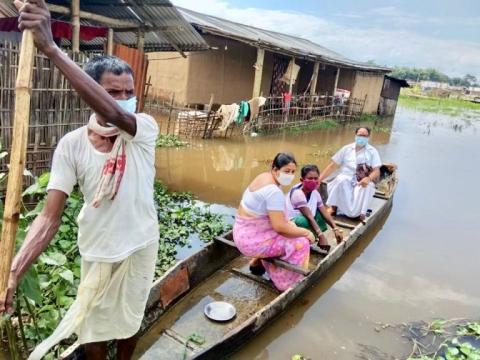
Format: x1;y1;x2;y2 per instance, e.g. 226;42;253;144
389;66;476;87
463;74;477;86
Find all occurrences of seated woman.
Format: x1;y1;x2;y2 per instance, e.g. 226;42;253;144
233;152;315;291
286;165;343;252
319;127;382;221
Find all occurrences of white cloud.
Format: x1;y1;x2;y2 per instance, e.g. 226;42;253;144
173;0;480;78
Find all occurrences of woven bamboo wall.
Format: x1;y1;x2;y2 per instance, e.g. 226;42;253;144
0;41;93;182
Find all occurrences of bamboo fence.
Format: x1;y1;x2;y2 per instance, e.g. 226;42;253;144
144;93;366;138
144;96;221;139
0;41;94;192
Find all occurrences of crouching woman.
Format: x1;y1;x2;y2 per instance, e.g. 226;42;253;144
233;153;315;291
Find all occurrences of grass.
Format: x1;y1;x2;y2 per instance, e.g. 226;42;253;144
398;94;480;117
287;118;339;133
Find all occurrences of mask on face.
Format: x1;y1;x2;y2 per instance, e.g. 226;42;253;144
276;172;295;186
302;179;319;192
355;135;369;147
116;96;137;113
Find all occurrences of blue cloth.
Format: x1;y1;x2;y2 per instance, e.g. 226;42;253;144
236;101;249;124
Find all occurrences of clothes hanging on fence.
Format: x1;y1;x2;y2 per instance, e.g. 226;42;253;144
282;92;292;113
281;59;301;85
217;103;240;131
247;96;267;122
236;101;250;125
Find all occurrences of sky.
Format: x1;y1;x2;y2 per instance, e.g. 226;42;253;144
172;0;480;80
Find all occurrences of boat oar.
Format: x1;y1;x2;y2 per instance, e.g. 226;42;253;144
0;27;35;310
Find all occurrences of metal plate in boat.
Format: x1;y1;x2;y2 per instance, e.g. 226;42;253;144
204;301;236;322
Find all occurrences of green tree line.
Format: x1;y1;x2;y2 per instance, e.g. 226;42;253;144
388;66;478;87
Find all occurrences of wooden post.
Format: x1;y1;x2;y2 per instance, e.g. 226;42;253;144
288;57;295;95
332;67;340;115
71;0;80;53
333;67;340;96
310;61;320;95
167;93;175;135
0;30;35;300
137;30;145;52
107;28;114;55
252;48;264;98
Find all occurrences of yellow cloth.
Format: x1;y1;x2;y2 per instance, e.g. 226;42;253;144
28;242;158;360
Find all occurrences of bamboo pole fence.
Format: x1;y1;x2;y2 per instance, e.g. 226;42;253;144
0;41;93;195
144;92;366;138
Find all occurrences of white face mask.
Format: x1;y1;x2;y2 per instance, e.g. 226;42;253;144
276;171;295;186
116;96;137;113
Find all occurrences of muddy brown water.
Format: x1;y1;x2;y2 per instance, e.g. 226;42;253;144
150;107;480;359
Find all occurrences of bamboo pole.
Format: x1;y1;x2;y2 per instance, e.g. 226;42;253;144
71;0;80;53
0;30;35;301
107;28;114;55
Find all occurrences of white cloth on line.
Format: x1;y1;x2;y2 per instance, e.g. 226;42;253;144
217;104;239;131
326;142;382;217
28;242;158;360
47;113;159;263
247;96;267;121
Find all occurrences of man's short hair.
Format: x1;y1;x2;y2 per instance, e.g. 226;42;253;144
355;126;371;135
84;55;134;84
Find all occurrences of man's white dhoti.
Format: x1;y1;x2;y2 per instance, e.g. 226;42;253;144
28;242;158;360
326;174;376;218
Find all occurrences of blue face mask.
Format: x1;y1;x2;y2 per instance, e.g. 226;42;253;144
116;96;137;113
355;135;369;147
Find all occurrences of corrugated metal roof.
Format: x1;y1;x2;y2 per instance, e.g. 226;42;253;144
179;7;390;72
1;0;208;52
385;75;410;87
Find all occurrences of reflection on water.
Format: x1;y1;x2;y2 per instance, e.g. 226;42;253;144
153;107;480;359
155;119;394;207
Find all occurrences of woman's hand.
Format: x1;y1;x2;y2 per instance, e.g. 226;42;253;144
305;231;315;244
333;228;343;244
15;0;56;55
358;177;371;188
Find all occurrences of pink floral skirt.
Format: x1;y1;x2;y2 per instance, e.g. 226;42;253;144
233;215;310;291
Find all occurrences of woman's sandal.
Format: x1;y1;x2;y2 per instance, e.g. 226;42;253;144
317;244;331;253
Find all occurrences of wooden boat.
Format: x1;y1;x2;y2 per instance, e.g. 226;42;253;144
62;166;398;360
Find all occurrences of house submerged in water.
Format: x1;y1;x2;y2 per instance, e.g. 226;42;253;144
147;7;391;114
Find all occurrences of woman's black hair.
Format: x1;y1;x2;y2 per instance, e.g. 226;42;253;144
301;164;320;178
84;55;134;84
271;152;296;170
355;126;371;135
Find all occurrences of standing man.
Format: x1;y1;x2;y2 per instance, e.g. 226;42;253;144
0;0;159;359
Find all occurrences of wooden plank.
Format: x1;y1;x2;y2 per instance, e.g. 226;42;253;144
270;258;310;276
47;3;139;29
230;268;280;294
215;235;310;276
334;220;357;229
0;30;35;300
164;329;203;352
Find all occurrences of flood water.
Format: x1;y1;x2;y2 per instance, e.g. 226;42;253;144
153;106;480;359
